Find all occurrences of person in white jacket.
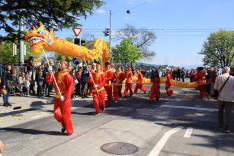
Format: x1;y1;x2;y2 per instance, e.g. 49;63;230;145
24;77;31;96
214;67;234;133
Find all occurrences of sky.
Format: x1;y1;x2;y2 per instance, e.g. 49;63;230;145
2;0;234;67
57;0;234;67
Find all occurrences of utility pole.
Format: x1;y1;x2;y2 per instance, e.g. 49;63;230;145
19;11;24;65
109;10;112;63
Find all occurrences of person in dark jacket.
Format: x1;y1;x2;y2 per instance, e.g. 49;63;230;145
81;66;89;98
181;68;185;82
25;56;34;79
177;67;181;81
37;72;44;98
1;64;14;107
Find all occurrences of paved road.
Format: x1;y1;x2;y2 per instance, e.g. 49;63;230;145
0;85;233;156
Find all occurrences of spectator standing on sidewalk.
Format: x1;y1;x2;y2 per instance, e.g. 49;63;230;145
177;67;181;81
68;66;75;99
214;67;234;133
45;60;54;97
25;56;34;79
37;71;44;98
181;68;185;82
189;68;195;82
18;72;26;96
81;66;89;98
24;76;31;96
75;67;82;97
1;64;14;107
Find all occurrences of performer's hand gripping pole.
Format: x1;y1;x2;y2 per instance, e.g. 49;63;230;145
42;49;64;101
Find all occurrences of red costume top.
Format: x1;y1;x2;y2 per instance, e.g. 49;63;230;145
166;73;172;86
125;70;133;83
136;71;144;84
193;71;205;85
113;71;125;86
88;70;106;93
104;69;113;86
46;70;74;98
91;69;95;75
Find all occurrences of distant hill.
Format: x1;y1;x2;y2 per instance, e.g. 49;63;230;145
136;62;203;70
181;64;203;70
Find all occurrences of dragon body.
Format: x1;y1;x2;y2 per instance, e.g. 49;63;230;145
25;22;110;63
25;22;197;88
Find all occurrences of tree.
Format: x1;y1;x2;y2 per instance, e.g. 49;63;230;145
81;33;97;49
115;24;157;59
0;41;38;65
158;65;168;71
0;0;105;42
200;30;234;68
0;42;18;65
112;38;143;68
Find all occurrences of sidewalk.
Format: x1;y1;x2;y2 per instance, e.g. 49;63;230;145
0;95;54;114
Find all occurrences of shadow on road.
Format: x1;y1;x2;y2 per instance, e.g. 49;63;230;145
0;127;61;135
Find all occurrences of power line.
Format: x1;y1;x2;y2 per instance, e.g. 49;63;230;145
128;0;150;10
58;28;234;33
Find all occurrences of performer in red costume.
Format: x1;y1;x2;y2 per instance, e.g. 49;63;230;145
149;71;161;102
165;69;173;96
113;66;125;103
134;68;147;94
124;66;133;97
88;63;106;114
46;60;74;136
88;63;96;95
193;67;208;98
104;62;113;107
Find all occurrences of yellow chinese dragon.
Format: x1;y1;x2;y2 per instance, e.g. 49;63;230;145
25;22;197;88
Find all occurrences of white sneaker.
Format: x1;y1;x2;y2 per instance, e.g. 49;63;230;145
114;101;118;103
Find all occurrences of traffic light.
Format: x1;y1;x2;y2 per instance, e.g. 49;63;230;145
73;37;85;46
103;28;109;37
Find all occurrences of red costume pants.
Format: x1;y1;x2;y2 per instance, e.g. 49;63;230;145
104;85;113;104
165;83;173;96
124;83;133;97
134;83;147;94
150;84;160;101
54;98;73;134
198;84;208;98
92;90;106;114
113;85;122;101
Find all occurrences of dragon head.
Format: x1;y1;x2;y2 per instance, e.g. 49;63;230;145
25;22;54;55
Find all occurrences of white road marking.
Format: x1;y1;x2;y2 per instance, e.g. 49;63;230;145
148;126;184;156
31;113;53;120
184;127;193;138
161;105;218;112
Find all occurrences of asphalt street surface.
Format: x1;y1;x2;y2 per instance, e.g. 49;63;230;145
0;84;234;156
